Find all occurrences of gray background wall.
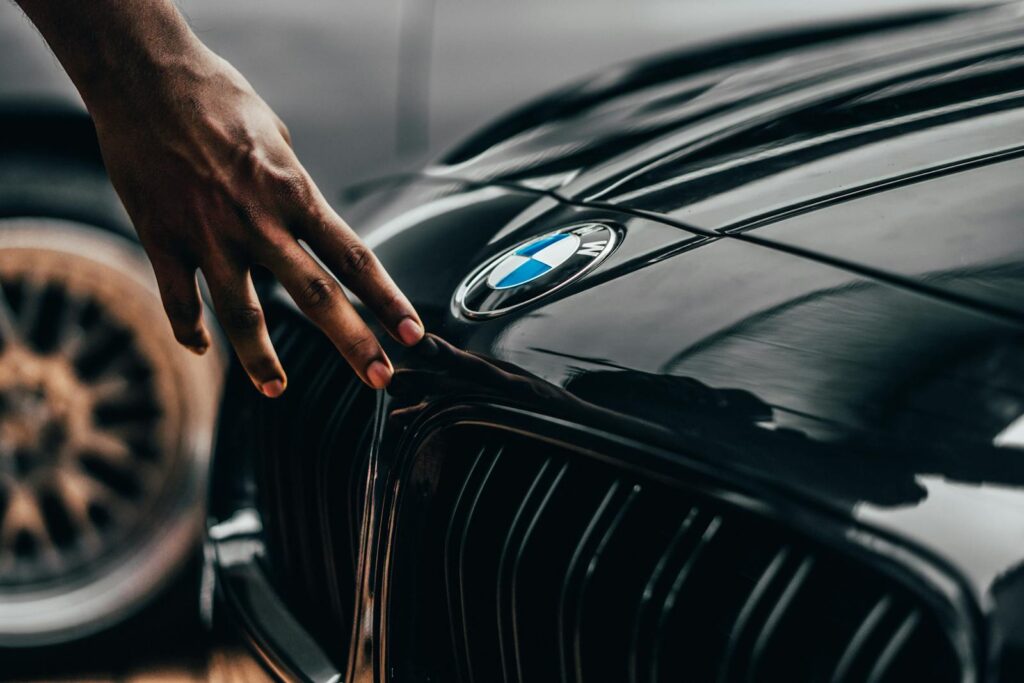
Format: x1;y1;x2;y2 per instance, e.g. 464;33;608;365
0;1;992;197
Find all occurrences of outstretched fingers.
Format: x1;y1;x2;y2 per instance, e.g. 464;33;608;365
297;193;424;348
264;240;394;389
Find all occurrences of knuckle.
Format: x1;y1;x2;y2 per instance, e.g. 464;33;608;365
342;334;375;360
298;277;338;311
235;199;266;232
237;144;263;174
378;291;406;317
337;242;373;279
223;141;261;186
221;304;264;333
273;169;311;204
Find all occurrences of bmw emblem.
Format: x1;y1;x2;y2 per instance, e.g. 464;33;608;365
454;222;619;319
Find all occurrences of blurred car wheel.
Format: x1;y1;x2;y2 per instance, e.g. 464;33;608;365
0;155;224;647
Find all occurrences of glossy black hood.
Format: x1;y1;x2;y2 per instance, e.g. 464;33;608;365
334;8;1024;676
421;4;1024;318
343;168;1024;678
427;5;1022;203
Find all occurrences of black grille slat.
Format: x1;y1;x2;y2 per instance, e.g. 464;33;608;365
869;607;959;682
266;339;344;624
753;551;897;682
867;611;920;683
444;445;494;683
558;481;628;683
507;463;616;683
628;506;701;682
346;413;374;571
831;595;893;683
744;555;816;682
495;457;561;682
717;546;792;683
386;424;966;683
502;461;569;683
655;514;788;682
451;449;548;682
293;357;349;609
313;377;371;640
649;514;724;681
573;485;658;683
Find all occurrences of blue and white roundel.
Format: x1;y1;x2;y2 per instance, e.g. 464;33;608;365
454;222;618;319
485;232;581;289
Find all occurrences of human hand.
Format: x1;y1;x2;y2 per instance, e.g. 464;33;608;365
88;46;423;396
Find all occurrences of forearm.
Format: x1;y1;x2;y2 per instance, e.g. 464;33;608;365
12;0;206;116
11;0;424;392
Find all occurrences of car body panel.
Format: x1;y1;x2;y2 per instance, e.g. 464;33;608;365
355;33;1024;655
745;155;1024;316
354;173;1024;678
423;5;1024;317
398;3;1024;403
365;175;1024;544
197;4;1024;679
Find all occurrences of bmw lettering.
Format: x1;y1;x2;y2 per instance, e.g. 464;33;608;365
454;222;618;318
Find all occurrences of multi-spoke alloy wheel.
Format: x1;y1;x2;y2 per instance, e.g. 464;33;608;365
0;219;223;646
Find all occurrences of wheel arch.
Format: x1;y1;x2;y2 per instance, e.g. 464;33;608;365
0;99;102;164
0;99;133;239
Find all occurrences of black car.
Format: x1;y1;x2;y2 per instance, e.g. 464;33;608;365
0;0;718;649
207;6;1024;682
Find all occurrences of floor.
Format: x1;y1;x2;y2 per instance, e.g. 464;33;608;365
10;648;272;683
3;565;273;683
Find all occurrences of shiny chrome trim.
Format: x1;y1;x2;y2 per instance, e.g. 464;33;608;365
209;508;342;683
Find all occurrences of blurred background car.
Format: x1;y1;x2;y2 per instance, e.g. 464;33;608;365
0;0;1000;677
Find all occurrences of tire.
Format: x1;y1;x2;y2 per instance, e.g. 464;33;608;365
0;152;225;648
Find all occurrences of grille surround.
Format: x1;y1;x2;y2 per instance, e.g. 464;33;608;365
253;322;373;661
209;301;373;670
378;403;980;683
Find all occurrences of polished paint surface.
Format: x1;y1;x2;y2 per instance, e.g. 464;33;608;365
208;6;1024;681
360;8;1024;675
365;177;1024;610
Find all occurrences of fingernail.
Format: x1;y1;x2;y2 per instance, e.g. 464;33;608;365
186;344;208;356
366;360;392;389
260;379;286;398
397;317;424;346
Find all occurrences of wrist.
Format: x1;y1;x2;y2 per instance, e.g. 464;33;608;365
81;36;214;125
45;3;210;122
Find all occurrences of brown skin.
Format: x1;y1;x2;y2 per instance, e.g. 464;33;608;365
14;0;424;395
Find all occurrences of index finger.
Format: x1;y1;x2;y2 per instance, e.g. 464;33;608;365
294;190;424;348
